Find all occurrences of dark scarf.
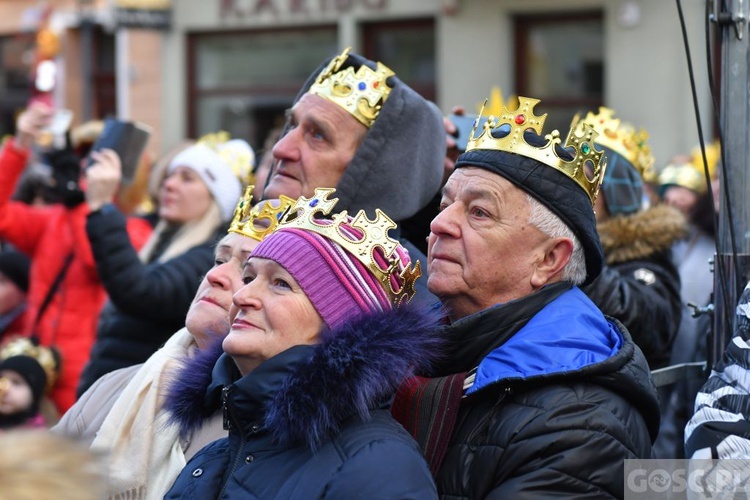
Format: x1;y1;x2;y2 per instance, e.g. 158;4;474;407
0;408;37;430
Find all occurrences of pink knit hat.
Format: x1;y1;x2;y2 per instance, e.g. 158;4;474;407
250;219;412;330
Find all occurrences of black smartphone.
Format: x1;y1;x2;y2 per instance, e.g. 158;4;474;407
449;114;487;152
86;119;152;185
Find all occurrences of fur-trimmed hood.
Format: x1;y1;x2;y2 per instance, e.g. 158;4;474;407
165;302;444;449
597;203;688;265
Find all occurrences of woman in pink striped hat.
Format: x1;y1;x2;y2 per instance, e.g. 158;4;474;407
165;188;442;499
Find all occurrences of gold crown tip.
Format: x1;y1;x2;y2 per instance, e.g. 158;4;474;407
577;107;653;180
228;185;296;241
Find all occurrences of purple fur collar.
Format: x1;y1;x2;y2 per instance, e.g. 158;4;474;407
165;302;444;448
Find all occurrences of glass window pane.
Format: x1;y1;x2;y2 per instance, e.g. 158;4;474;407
0;35;34;137
369;25;434;85
196;93;292;143
195;30;337;89
363;20;435;100
191;28;337;148
526;20;603;99
516;14;603;133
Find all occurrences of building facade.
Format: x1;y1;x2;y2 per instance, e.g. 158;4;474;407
0;0;710;169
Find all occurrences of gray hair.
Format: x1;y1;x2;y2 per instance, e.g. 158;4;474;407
525;194;587;285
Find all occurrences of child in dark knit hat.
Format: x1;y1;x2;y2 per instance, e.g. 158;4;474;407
0;338;59;430
0;249;30;342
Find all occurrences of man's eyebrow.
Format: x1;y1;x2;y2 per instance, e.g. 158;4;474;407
441;184;498;200
464;186;500;202
307;114;334;137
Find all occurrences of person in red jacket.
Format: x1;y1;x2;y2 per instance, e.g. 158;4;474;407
0;102;152;412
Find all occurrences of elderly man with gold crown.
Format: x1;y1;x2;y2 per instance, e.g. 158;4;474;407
261;47;445;304
391;96;660;498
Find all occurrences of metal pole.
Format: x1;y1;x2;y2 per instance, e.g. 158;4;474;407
713;0;750;366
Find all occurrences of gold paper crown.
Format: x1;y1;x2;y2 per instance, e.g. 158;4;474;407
480;87;518;116
691;141;721;180
308;47;395;128
275;188;420;306
466;96;607;205
658;162;707;194
572;107;655;181
196;131;255;186
0;337;59;393
228;185;295;241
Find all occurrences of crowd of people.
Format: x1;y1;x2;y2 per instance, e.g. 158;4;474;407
0;45;745;498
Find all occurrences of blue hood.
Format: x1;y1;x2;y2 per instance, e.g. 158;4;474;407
468;287;623;395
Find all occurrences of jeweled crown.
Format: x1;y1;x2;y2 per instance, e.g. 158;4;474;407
466;96;607;205
572;107;654;181
276;188;420;306
0;337;58;392
308;47;395;128
228;185;295;241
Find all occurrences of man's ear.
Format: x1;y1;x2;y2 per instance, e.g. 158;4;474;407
531;237;574;287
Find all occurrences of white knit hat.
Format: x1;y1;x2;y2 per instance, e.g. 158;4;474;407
168;138;254;221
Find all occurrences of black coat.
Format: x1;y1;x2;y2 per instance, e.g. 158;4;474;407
77;206;220;395
430;283;660;499
584;204;686;369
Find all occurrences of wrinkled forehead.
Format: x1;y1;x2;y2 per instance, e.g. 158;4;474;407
444;166;525;203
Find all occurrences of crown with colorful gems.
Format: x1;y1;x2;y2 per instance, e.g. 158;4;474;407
308;47;395;128
466;96;607;205
196;131;255;185
276;188;420;306
571;107;654;180
228;185;295;241
0;337;59;393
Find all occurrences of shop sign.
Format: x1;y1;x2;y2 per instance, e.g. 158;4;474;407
220;0;388;19
115;0;172;30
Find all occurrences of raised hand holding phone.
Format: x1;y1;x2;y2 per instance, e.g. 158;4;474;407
85;119;152;186
85;149;122;212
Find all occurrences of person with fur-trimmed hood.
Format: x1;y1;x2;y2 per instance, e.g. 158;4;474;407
578;108;687;370
164;190;442;499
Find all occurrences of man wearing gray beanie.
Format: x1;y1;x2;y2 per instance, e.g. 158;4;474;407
392;96;659;498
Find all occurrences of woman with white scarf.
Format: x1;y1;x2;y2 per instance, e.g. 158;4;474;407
53;189;292;500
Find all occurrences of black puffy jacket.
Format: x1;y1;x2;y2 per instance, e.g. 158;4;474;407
77;206;221;395
584;203;686;369
430;283;660;499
